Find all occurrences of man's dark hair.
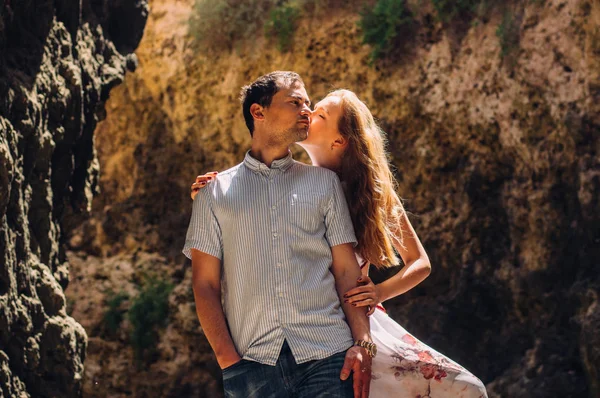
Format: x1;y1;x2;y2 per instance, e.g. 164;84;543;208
240;71;304;135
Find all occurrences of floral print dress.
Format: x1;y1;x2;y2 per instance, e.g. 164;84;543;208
369;305;488;398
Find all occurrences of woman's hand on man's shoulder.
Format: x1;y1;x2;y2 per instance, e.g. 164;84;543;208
191;171;218;200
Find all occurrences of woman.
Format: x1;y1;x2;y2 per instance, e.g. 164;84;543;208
191;90;488;398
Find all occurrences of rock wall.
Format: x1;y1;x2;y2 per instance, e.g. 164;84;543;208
0;0;147;396
52;0;600;397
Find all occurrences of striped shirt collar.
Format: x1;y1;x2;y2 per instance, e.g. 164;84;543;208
243;150;294;174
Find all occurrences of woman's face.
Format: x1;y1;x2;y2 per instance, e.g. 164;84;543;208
303;95;344;149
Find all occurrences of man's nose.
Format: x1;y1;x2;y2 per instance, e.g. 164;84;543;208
300;104;311;117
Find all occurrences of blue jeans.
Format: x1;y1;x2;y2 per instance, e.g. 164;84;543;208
222;341;353;397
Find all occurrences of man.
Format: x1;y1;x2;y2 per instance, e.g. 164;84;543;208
183;71;375;398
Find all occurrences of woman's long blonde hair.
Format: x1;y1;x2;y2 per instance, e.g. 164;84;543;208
330;89;405;268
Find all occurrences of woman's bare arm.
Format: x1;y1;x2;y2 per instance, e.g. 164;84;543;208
345;211;431;308
376;210;431;303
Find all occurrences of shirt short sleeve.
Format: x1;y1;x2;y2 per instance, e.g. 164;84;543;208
324;173;357;247
182;187;223;260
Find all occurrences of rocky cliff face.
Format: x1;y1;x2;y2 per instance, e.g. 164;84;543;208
8;0;597;397
0;0;147;396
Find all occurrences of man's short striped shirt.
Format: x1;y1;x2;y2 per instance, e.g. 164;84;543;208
183;151;357;365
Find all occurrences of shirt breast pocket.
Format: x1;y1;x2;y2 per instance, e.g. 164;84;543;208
289;193;324;233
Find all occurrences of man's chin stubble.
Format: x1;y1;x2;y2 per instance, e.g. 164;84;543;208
295;128;309;143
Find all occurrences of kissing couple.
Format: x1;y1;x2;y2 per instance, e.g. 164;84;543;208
184;71;487;398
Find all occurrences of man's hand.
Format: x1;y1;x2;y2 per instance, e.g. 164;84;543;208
340;346;372;398
218;353;243;370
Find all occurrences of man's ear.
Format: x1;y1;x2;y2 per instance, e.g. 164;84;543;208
250;103;265;121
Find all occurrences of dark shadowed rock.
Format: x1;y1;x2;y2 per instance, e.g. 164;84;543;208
0;0;147;396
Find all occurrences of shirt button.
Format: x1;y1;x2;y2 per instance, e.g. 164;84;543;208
276;263;282;268
272;233;278;238
271;205;276;210
278;292;284;297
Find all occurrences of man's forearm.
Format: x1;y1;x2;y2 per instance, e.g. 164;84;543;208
335;269;372;342
192;283;240;367
330;243;372;343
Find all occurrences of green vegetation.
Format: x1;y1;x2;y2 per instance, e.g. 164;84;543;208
128;277;174;363
103;290;129;335
496;10;520;62
265;2;302;51
188;0;366;53
188;0;513;64
358;0;414;61
189;0;277;51
66;296;75;316
431;0;481;23
189;0;305;52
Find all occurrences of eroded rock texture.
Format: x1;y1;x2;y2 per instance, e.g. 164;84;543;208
0;0;147;396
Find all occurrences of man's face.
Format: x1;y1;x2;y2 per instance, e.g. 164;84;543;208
262;82;311;144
